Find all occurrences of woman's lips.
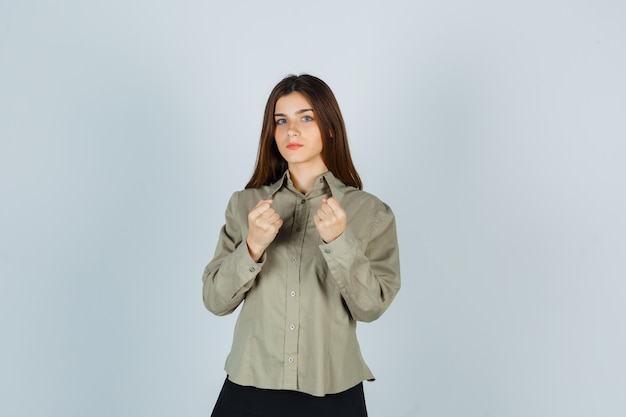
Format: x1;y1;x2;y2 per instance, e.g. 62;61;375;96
286;143;303;150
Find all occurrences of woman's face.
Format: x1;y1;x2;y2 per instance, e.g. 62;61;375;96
273;92;326;172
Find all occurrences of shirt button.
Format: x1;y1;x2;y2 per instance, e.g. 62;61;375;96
290;291;296;297
291;256;297;262
324;249;331;254
288;357;294;363
249;267;255;272
301;199;306;204
290;324;295;330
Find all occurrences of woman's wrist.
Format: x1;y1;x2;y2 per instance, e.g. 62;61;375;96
246;238;265;262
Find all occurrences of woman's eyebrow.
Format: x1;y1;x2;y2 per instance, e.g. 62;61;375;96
274;108;314;117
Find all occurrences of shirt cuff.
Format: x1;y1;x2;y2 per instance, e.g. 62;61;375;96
232;240;265;283
318;226;358;257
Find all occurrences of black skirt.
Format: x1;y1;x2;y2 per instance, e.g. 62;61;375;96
210;377;368;417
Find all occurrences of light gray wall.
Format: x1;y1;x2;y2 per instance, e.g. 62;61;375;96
1;1;625;416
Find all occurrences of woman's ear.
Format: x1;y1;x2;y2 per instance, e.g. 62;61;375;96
328;129;334;139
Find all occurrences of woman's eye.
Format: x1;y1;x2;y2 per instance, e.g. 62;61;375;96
302;115;313;122
275;118;286;125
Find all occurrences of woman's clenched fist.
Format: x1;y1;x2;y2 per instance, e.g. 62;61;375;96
314;197;346;243
246;199;283;261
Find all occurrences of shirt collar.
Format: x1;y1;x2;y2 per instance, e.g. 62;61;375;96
266;170;347;203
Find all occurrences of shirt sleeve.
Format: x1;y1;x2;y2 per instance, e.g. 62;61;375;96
319;202;401;322
202;192;264;316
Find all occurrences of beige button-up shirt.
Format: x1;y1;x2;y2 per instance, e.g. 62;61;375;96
202;171;401;397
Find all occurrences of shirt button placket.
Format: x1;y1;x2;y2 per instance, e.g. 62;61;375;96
283;195;307;390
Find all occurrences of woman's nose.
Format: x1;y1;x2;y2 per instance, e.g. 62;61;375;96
287;122;299;136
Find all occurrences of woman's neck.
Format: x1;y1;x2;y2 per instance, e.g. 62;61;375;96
288;163;328;194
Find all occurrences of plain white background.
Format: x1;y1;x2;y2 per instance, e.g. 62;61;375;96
1;1;625;416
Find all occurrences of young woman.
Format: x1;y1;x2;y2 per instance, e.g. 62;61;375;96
202;74;401;417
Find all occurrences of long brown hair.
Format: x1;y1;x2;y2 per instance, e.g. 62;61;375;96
245;74;362;190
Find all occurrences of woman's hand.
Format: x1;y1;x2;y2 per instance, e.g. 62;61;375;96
314;197;346;243
246;199;283;262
